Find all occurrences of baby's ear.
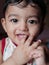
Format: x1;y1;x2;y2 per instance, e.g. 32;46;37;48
1;18;7;33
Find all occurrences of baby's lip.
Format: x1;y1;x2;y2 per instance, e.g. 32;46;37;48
16;34;28;40
16;32;29;36
17;34;27;37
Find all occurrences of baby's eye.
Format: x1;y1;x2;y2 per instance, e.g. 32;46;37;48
28;20;38;24
10;19;18;23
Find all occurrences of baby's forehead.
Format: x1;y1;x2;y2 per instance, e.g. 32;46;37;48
7;3;41;14
6;4;40;15
5;4;41;21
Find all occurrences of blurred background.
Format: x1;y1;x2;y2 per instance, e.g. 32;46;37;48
0;0;49;40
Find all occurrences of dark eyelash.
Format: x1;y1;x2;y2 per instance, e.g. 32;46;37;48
10;19;18;23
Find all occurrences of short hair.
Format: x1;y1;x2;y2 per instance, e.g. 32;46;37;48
3;0;47;20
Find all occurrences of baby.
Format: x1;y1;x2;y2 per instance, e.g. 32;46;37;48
0;0;49;65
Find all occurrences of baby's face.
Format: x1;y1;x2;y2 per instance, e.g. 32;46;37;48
2;4;41;45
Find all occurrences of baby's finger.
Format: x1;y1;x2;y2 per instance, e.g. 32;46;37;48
24;35;34;46
30;40;41;50
30;47;44;59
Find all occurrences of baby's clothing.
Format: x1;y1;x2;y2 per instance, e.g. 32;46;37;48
2;37;16;61
2;37;36;65
2;37;49;65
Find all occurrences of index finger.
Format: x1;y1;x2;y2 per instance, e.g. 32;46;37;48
24;35;34;46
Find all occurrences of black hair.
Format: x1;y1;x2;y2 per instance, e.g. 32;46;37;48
3;0;46;20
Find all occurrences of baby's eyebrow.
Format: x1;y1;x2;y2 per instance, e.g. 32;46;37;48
8;14;18;18
27;15;40;19
8;14;40;20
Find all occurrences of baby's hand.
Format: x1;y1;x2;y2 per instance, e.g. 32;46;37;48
11;35;41;65
30;46;46;65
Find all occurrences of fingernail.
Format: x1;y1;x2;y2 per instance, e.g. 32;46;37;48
38;40;41;43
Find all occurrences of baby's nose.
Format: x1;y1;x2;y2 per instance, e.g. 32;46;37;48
20;21;28;31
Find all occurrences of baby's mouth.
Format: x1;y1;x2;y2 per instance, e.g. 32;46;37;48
16;34;28;40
